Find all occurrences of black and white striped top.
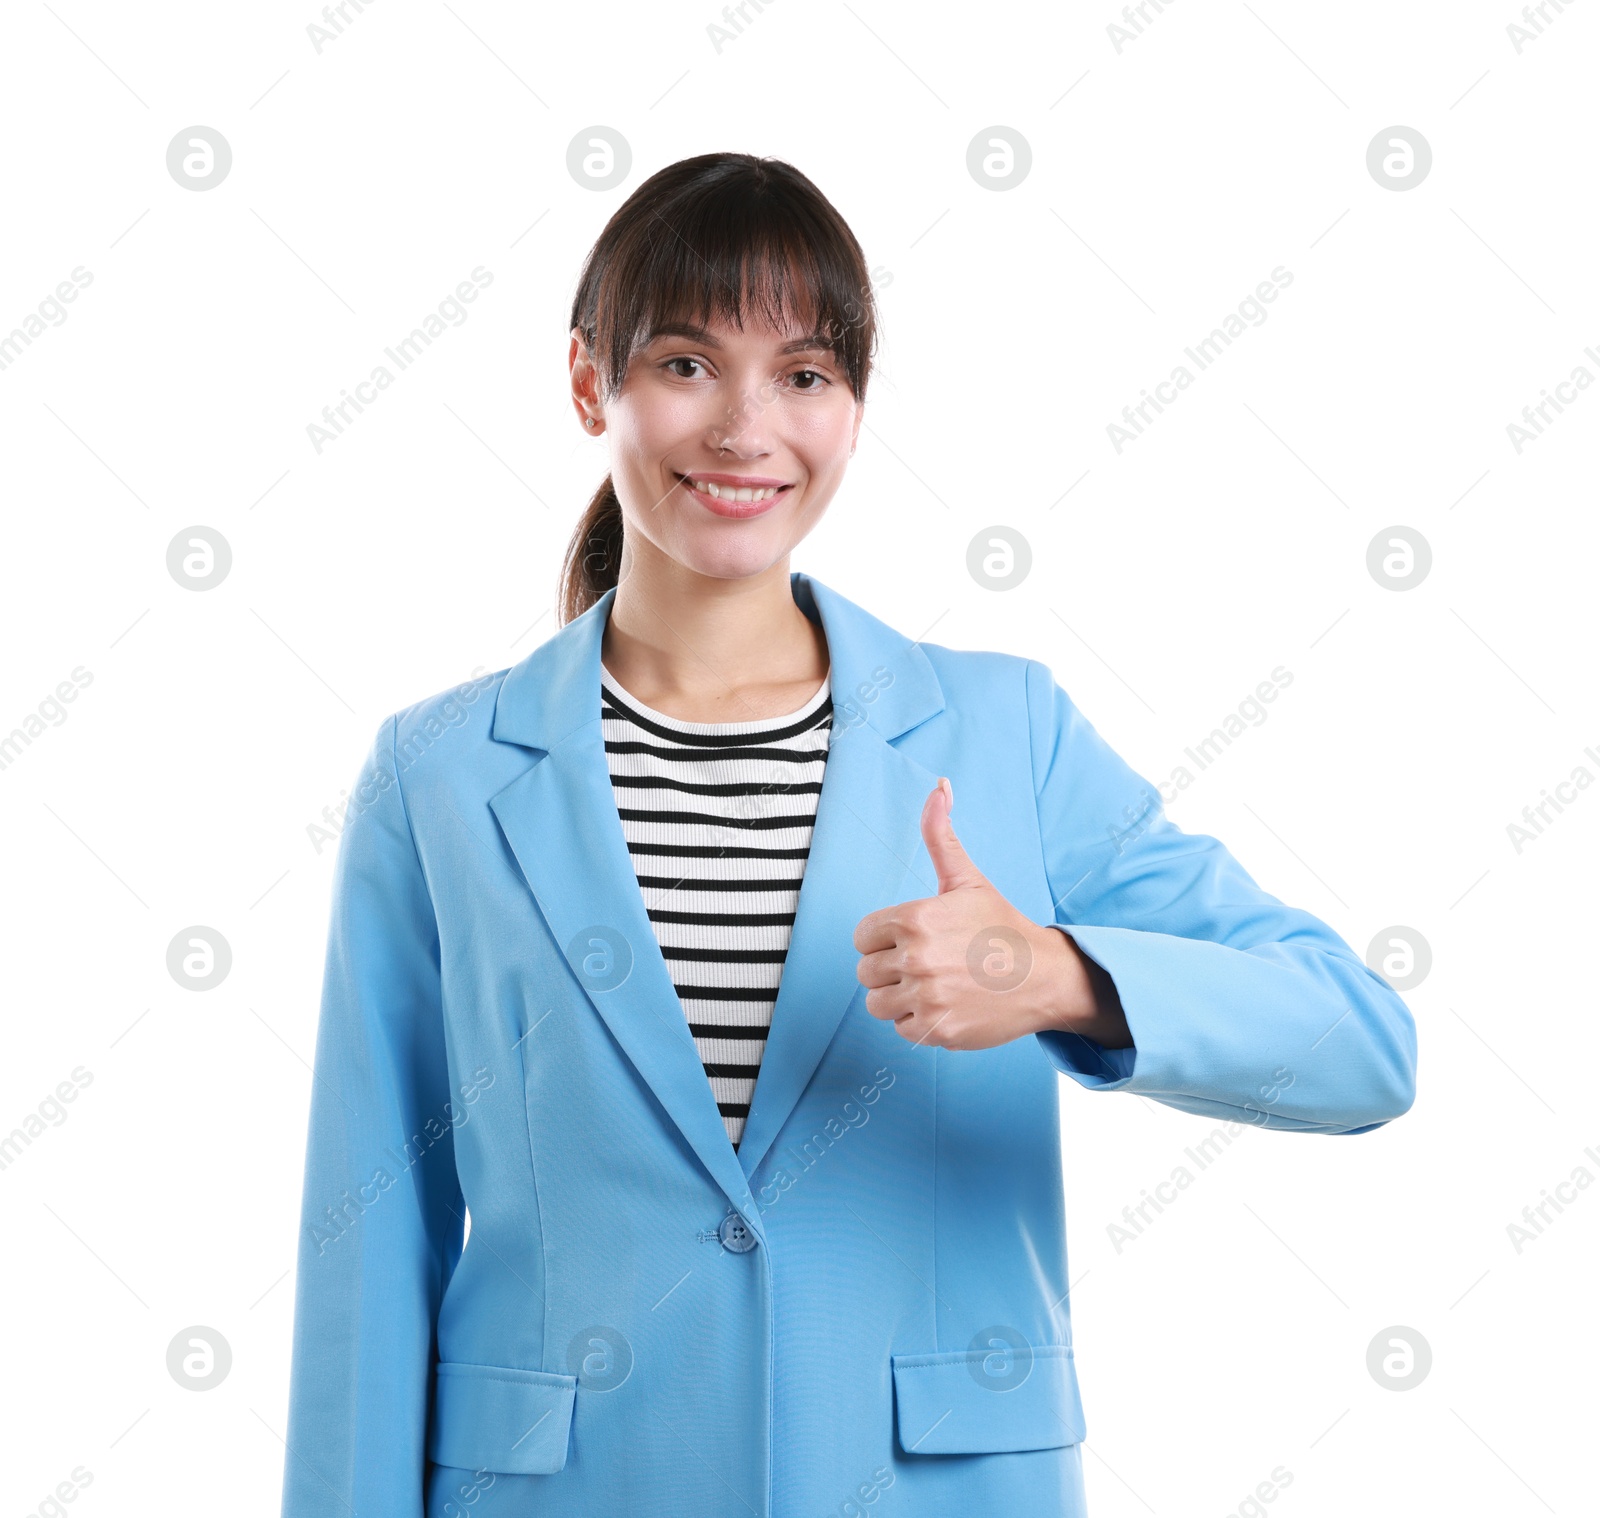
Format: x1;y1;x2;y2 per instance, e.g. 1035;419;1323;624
599;665;833;1150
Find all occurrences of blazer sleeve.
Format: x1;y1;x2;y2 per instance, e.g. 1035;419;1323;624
280;715;465;1518
1023;660;1417;1135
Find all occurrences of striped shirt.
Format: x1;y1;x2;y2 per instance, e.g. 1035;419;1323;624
599;664;833;1150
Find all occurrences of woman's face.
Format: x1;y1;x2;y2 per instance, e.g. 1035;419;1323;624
571;304;863;583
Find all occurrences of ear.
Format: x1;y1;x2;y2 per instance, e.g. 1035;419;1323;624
570;329;603;433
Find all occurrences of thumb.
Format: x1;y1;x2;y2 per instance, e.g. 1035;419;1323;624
921;777;985;893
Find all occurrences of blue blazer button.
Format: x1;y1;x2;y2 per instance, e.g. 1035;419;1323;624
718;1213;757;1252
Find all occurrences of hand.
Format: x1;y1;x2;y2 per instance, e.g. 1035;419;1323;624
852;777;1130;1051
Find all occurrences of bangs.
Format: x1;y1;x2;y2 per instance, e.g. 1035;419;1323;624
576;159;876;401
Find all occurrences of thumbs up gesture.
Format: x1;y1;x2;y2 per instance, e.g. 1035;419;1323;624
852;778;1128;1052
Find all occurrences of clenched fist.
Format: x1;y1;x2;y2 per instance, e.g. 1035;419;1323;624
852;777;1130;1052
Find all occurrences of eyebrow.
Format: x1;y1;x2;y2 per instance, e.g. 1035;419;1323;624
644;320;836;357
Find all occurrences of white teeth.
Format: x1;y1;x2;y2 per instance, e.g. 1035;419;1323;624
687;479;779;502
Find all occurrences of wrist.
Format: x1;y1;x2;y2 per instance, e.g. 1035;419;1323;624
1027;923;1098;1035
1030;923;1131;1048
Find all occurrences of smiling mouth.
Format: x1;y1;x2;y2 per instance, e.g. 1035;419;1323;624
673;473;794;517
675;473;792;502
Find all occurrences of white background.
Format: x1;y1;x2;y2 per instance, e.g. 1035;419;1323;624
1;2;1595;1514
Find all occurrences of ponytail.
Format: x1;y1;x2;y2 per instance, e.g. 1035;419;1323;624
558;475;624;625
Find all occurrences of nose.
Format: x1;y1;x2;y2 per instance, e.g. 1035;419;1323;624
705;387;774;457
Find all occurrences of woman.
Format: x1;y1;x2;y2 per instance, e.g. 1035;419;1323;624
279;153;1417;1518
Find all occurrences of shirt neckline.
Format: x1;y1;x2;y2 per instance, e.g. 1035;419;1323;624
600;663;832;734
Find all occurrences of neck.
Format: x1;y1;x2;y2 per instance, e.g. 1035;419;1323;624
600;544;829;720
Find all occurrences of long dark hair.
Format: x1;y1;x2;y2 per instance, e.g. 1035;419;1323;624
558;152;880;625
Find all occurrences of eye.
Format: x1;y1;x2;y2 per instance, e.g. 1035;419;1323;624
662;355;710;379
789;368;831;391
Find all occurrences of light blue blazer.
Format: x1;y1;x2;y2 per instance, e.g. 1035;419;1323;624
280;571;1417;1518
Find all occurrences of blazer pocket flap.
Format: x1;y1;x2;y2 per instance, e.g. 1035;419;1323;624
891;1344;1085;1455
427;1361;578;1474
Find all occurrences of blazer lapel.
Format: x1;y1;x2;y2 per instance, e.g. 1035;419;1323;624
487;589;760;1221
486;574;946;1214
731;575;945;1179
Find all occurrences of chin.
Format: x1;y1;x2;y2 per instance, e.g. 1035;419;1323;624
688;555;788;585
678;533;790;583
